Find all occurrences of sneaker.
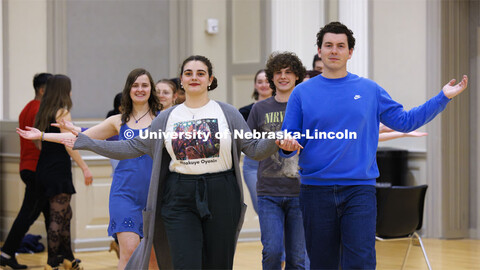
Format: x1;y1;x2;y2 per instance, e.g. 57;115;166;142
0;255;28;269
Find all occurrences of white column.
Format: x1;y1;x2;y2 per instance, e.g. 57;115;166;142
270;0;325;69
338;0;369;78
0;2;3;119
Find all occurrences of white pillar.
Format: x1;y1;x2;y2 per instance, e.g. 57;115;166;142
0;2;3;119
270;0;325;69
338;0;369;78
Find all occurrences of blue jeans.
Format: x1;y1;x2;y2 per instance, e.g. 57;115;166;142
242;156;259;213
300;185;376;270
258;195;309;270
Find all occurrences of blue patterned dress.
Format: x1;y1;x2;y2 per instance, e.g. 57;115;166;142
108;124;152;237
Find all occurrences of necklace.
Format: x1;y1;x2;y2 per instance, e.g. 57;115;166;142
184;100;209;120
132;109;150;123
185;105;201;120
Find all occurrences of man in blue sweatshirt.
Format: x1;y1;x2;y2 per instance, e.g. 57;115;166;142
279;22;468;269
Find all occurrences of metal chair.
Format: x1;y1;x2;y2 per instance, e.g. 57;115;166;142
376;185;431;270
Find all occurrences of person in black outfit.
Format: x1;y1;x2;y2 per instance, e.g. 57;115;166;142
106;92;123;118
34;74;92;269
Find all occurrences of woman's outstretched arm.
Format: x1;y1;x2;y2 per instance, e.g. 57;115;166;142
70;132;152;160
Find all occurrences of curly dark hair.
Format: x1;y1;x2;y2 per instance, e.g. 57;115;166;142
265;52;306;91
316;21;355;50
179;55;218;91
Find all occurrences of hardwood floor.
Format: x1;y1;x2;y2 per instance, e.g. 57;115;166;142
3;238;479;269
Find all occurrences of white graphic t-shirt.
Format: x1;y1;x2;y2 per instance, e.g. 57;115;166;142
165;100;232;174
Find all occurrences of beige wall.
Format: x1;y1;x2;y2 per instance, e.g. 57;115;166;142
191;0;228;103
372;0;428;152
5;0;48;120
230;0;263;109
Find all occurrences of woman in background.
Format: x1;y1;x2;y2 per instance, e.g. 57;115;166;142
155;79;178;111
170;77;185;104
34;74;92;270
19;69;160;270
238;69;273;213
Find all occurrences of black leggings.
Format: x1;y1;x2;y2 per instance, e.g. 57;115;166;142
47;193;74;266
161;170;242;269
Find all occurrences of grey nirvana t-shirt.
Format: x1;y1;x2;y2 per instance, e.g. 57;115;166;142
247;96;300;197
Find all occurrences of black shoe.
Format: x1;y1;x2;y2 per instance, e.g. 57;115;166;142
0;255;28;269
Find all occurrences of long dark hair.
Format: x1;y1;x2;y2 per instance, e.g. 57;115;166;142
34;74;72;131
179;55;218;91
120;68;161;124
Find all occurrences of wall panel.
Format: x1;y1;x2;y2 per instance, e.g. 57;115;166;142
232;0;261;64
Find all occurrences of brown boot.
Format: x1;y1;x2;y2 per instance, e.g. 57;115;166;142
109;240;120;259
62;258;83;270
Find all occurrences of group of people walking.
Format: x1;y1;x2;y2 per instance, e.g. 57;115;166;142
4;21;469;270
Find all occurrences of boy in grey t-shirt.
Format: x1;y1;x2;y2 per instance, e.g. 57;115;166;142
247;52;308;269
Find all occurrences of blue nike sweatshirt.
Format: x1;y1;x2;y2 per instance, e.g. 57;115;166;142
280;73;450;186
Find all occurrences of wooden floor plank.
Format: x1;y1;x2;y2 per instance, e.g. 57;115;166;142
2;238;479;269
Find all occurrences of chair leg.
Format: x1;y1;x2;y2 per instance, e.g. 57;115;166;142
414;232;432;270
400;236;413;270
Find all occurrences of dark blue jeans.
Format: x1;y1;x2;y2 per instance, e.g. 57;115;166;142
258;195;308;270
300;185;376;270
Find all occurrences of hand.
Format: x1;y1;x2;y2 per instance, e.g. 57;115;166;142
404;131;428;138
83;167;93;186
52;119;80;136
275;138;303;152
442;75;468;99
379;123;393;134
61;137;77;148
16;126;42;140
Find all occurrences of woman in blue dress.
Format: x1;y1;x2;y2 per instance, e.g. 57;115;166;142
19;68;160;270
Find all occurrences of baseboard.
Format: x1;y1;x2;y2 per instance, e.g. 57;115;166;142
238;228;260;242
73;237;112;252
